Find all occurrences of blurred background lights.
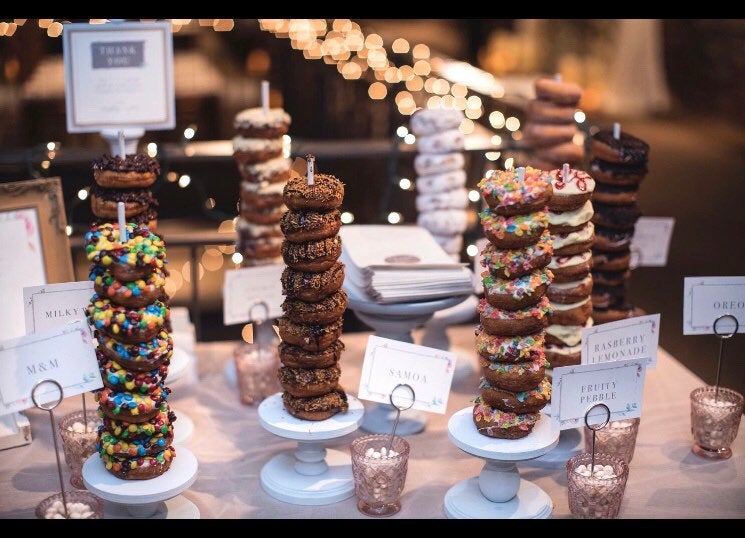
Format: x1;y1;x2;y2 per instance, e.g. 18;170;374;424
178;174;191;188
466;244;479;257
340;211;355;224
399;178;412;190
387;212;402;224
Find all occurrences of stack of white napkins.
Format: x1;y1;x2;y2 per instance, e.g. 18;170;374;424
339;225;474;304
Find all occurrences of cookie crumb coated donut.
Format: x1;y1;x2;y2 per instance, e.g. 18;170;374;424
279;340;344;369
282;388;348;421
277;316;344;352
284;174;344;211
279;365;341;397
280;209;341;243
282;289;348;325
92;154;160;189
281;236;342;272
472;396;540;439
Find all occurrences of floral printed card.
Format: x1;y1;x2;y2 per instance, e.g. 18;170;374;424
551;359;647;430
581;313;660;368
0;320;101;415
683;276;745;335
358;335;457;414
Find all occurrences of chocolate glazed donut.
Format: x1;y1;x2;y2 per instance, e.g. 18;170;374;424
281;263;344;301
281;236;342;272
280;209;341;243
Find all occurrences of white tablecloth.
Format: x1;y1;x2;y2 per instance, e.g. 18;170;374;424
1;325;744;519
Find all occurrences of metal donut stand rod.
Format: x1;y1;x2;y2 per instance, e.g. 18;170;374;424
584;402;611;475
712;313;739;402
31;379;68;519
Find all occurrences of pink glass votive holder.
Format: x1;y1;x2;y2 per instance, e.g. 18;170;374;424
35;490;103;519
566;452;629;519
350;434;411;517
234;342;280;405
690;386;743;460
584;417;640;464
58;410;102;490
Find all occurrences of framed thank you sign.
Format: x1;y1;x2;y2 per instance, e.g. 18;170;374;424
63;21;175;132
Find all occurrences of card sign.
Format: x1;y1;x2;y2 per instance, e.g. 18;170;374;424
0;321;101;416
683;277;745;335
223;265;284;325
358;336;457;414
24;281;94;334
551;359;646;430
63;21;175;132
581;313;660;368
630;217;675;268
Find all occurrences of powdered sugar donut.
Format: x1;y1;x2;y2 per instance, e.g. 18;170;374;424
414;152;465;176
410;108;464;136
417;129;464;154
417;209;468;236
432;234;463;255
416;169;467;194
416;188;468;212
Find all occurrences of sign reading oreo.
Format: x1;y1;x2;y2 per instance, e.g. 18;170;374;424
91;41;144;69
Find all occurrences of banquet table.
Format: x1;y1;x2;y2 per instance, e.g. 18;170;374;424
2;325;744;519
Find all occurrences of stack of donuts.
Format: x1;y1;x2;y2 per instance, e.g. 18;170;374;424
90;154;159;230
276;171;349;421
85;211;176;480
473;166;553;439
589;127;650;323
410;108;468;261
524;77;584;170
544;166;597;367
232;107;292;266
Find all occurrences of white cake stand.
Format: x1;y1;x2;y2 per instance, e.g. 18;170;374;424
346;284;470;435
444;407;559;519
258;392;364;505
168;347;195;445
82;447;199;519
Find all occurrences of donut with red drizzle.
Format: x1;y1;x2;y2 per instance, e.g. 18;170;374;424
548;167;595;211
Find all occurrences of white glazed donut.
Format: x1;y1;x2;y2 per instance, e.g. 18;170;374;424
416;170;467;194
432;233;464;255
414;152;464;176
417;129;464;154
410;109;464;136
416;188;468;212
417;209;468;236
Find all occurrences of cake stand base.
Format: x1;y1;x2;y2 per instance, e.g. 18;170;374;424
444;477;552;519
258;392;364;506
444;406;559;519
692;443;732;460
172;411;194;445
360;403;428;435
260;448;356;505
224;360;237;388
102;495;199;519
82;447;199;519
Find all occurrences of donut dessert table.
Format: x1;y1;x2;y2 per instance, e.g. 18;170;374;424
345;284;470;435
444;407;560;519
257;392;365;505
82;448;199;519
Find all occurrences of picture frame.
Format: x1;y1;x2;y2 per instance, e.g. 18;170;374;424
0;176;74;450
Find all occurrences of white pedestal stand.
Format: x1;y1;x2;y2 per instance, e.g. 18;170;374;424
257;392;364;505
421;293;479;384
82;447;199;519
345;285;469;435
444;407;559;519
168;347;196;446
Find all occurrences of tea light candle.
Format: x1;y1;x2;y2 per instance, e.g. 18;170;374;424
44;500;94;519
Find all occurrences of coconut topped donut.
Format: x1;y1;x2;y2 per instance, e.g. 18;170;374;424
234;107;291;136
85;223;166;276
283;174;344;211
478;166;552;215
